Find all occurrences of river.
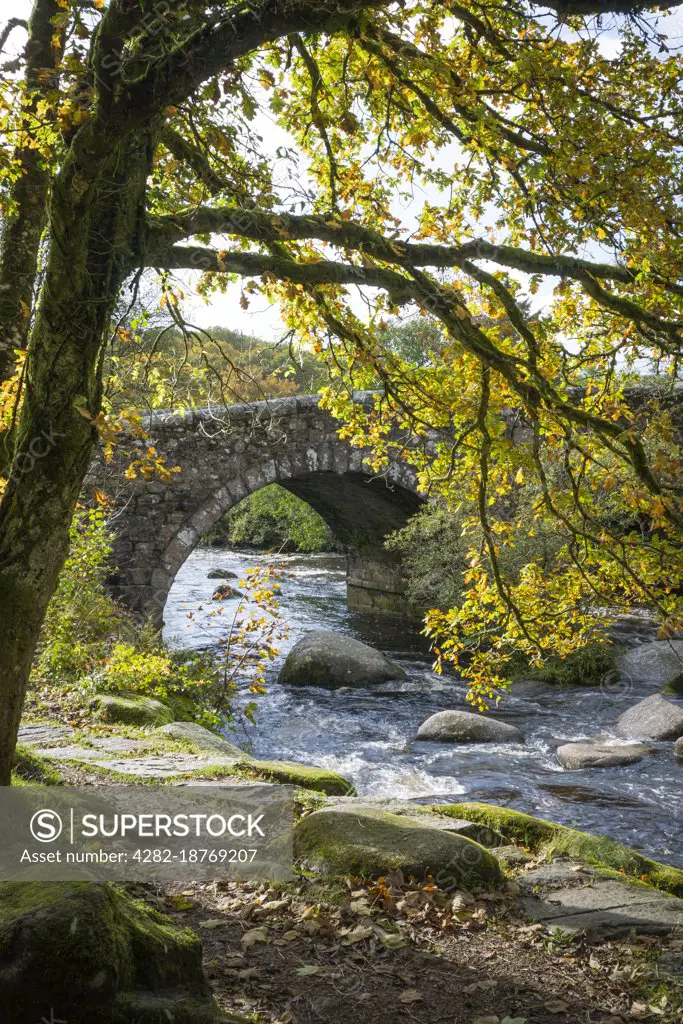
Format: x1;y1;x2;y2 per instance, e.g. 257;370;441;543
164;547;683;867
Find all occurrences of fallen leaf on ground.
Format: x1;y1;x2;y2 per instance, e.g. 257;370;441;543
241;926;269;947
341;923;374;944
399;989;423;1004
198;919;225;930
296;965;324;977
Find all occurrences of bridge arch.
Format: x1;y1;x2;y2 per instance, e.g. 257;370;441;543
89;395;425;626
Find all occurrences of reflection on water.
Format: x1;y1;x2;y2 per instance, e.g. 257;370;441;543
164;547;683;866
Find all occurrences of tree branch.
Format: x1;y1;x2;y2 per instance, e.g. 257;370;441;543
105;0;393;134
151;243;416;301
0;17;27;56
146;204;683;304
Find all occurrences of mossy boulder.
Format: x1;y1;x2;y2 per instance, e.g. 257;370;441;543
294;806;504;888
433;802;683;897
156;721;243;759
0;881;218;1023
279;630;406;688
94;692;175;727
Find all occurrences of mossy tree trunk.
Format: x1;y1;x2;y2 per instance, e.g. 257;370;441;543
0;0;64;387
0;124;154;784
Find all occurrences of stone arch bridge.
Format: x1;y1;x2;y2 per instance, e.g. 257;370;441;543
89;394;430;626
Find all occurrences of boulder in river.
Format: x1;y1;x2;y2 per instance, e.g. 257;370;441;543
556;740;653;769
674;737;683;759
212;584;243;600
278;630;406;687
207;567;238;580
416;709;523;744
294;805;504;887
615;693;683;741
616;640;683;690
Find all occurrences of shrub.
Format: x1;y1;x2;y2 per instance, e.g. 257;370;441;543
33;505;127;684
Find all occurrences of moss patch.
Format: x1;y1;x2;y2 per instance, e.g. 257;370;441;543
11;744;59;785
434;803;683;897
245;757;356;796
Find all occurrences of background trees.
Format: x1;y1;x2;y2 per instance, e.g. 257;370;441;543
0;0;681;780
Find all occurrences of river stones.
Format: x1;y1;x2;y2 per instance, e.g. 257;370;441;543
278;630;405;687
556;740;652;769
616;640;683;690
615;694;683;741
207;567;238;579
294;806;504;887
674;737;683;758
416;709;523;744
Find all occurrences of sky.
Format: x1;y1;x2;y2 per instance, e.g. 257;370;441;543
6;1;682;345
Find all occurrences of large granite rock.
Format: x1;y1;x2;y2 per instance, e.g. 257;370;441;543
294;806;504;888
556;740;652;769
416;709;523;744
615;694;683;741
674;736;683;758
617;640;683;689
207;567;238;580
278;630;405;688
0;881;218;1023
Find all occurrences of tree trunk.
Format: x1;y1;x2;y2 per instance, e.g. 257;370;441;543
0;0;64;387
0;124;154;784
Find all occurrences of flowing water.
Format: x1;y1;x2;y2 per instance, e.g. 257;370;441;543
164;547;682;866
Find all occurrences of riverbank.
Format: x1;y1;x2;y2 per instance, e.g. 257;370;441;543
10;716;683;1023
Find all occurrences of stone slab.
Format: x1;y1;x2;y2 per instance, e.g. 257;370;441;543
36;738;148;760
74;754;232;778
519;874;683;938
18;724;75;746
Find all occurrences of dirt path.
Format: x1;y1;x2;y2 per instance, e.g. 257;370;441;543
137;873;682;1024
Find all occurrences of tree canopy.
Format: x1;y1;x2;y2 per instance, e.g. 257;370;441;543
0;0;681;775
